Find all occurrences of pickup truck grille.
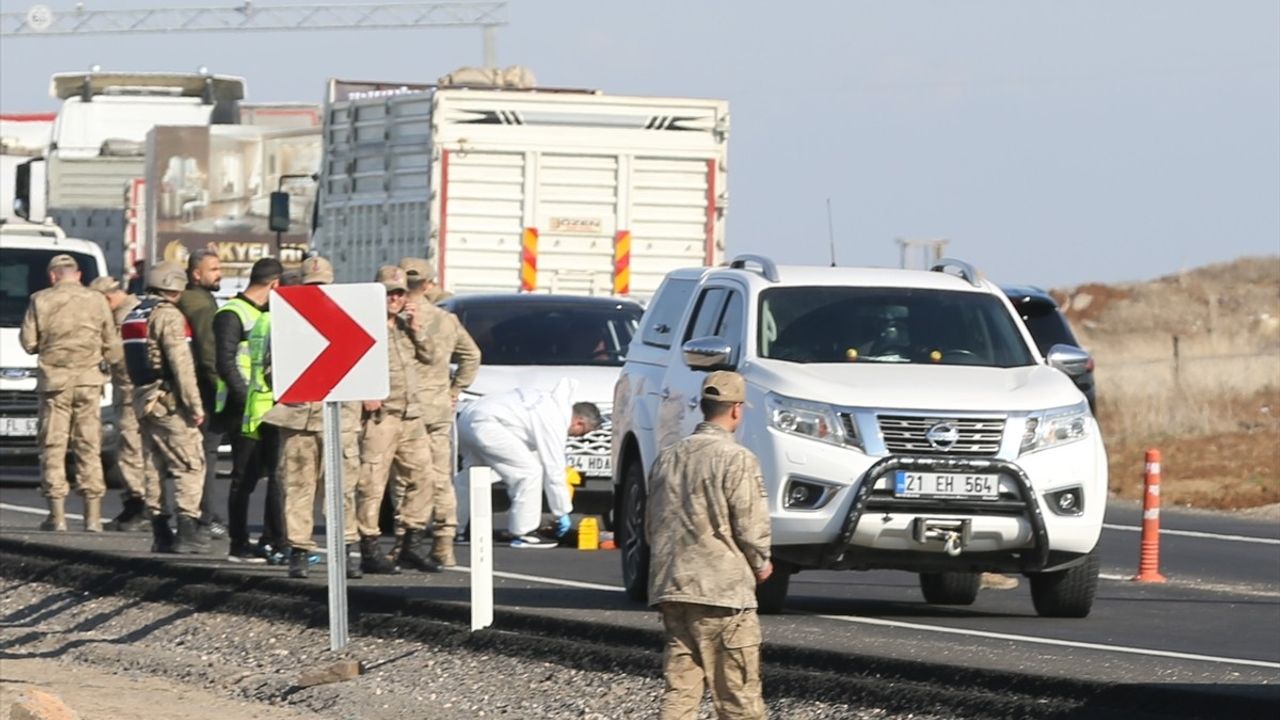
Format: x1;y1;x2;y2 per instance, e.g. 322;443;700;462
877;415;1004;457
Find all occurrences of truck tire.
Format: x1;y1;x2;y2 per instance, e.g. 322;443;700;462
1030;552;1100;618
919;571;981;605
756;562;792;615
619;462;649;603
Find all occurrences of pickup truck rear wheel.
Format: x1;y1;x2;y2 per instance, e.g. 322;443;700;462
919;571;981;605
1030;551;1100;618
619;462;649;602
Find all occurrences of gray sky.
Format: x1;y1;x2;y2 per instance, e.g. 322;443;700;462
2;0;1277;288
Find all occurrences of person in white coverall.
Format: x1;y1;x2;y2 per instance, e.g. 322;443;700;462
455;378;604;548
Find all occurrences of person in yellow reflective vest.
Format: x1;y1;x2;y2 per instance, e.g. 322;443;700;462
214;258;286;563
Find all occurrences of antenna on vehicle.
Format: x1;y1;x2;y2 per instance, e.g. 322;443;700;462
826;198;837;267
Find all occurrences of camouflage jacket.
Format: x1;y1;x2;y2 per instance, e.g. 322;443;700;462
408;295;481;424
134;299;203;420
262;399;362;439
645;422;772;609
19;279;121;391
381;315;431;419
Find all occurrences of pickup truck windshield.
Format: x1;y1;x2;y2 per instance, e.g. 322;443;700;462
759;286;1035;368
0;248;100;327
454;302;642;367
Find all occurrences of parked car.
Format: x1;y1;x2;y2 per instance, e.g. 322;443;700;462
0;220;122;486
441;293;644;521
612;256;1106;617
1002;285;1096;413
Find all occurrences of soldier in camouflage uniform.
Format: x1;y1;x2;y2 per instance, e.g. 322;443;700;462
90;275;149;531
645;371;773;720
261;256;365;580
393;257;481;567
134;261;209;554
356;266;438;574
20;254;122;533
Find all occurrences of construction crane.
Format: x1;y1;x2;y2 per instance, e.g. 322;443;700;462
1;1;508;66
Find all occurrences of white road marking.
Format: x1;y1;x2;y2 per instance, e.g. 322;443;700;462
810;613;1280;669
310;547;624;592
1103;523;1280;546
0;503;83;520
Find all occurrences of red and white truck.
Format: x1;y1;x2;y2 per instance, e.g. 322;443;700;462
309;76;729;298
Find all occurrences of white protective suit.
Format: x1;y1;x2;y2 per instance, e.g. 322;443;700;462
455;378;577;536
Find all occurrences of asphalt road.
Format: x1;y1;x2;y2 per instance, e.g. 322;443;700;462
2;475;1277;697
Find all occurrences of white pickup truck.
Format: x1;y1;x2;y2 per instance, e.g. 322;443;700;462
612;256;1107;617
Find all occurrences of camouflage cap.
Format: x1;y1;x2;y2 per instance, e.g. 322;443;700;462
47;254;78;272
702;370;746;403
89;275;122;294
376;265;408;293
398;257;436;283
147;261;187;293
301;255;334;285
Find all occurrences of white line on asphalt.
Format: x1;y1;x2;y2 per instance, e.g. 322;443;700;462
1103;523;1280;545
0;503;83;520
444;566;626;593
811;613;1280;669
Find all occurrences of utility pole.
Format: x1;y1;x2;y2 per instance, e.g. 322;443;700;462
2;2;509;67
896;237;949;270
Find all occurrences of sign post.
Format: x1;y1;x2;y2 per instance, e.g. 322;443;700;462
469;466;494;631
270;283;389;652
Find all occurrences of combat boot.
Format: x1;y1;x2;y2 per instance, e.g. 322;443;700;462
40;498;67;532
359;536;400;575
174;515;211;554
430;530;456;568
346;545;363;579
151;515;176;553
109;496;148;532
83;498;103;532
288;549;309;579
397;529;442;573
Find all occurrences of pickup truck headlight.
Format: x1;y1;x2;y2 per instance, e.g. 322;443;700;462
1021;402;1091;455
766;393;849;447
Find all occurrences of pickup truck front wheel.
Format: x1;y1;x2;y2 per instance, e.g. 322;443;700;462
619;462;650;603
1030;551;1100;618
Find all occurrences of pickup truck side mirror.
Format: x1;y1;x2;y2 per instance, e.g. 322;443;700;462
268;191;291;233
1046;343;1092;378
683;337;735;370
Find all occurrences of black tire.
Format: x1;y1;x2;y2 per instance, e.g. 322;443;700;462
756;562;792;614
1030;552;1100;618
919;571;981;605
619;462;649;603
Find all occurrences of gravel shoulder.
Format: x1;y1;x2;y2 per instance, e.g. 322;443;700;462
0;578;885;720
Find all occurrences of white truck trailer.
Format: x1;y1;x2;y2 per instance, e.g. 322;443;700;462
13;71;246;280
310;78;729;297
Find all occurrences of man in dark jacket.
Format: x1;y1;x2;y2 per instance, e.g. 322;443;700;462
176;248;227;538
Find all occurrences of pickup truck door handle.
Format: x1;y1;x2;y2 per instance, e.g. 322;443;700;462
660;388;671;400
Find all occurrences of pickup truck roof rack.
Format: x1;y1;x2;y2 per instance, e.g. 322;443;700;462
728;254;780;283
930;258;982;288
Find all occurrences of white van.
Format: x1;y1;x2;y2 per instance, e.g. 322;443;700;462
0;220;121;484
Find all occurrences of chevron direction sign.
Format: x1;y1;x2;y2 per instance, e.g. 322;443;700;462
270;283;389;403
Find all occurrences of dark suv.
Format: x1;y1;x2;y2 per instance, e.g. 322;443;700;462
1002;285;1096;413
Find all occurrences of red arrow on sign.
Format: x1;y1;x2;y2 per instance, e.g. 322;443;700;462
275;285;377;403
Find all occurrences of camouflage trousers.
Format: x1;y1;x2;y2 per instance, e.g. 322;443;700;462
658;603;765;720
357;412;432;537
390;421;456;538
38;385;104;501
279;427;359;551
113;390;146;500
139;406;205;519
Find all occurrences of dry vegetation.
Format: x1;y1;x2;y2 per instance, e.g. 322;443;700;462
1052;256;1280;510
